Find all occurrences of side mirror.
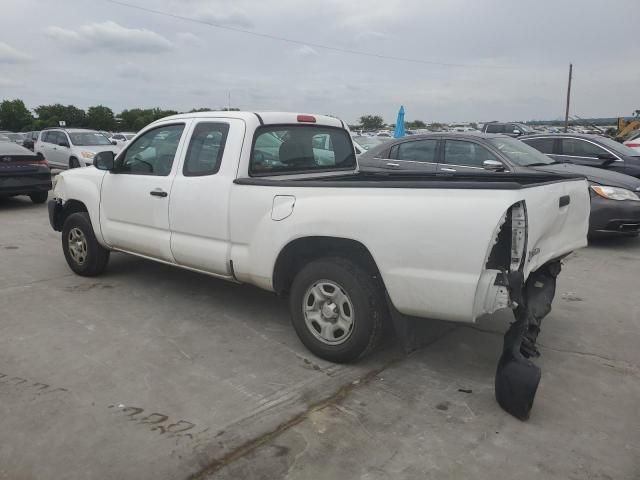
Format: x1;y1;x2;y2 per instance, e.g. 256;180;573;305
513;129;522;136
111;140;118;145
94;151;115;171
483;159;505;171
597;152;616;161
58;141;69;148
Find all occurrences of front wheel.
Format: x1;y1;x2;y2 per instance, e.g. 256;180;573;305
289;257;387;363
62;212;110;276
69;157;81;169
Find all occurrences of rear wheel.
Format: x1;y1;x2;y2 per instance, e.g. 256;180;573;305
62;212;110;276
289;257;386;363
69;157;81;169
29;192;48;204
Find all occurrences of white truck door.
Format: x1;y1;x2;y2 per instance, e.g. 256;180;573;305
168;118;245;276
99;121;189;262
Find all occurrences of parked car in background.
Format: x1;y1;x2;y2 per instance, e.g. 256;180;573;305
359;132;640;236
0;134;12;142
352;135;387;152
22;131;40;151
34;128;120;169
623;131;640;153
521;133;640;179
110;132;136;146
0;141;52;203
482;122;533;137
2;132;26;144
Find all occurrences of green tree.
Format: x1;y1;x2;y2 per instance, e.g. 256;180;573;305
359;115;384;130
87;105;116;131
34;104;87;128
406;120;426;129
0;99;33;131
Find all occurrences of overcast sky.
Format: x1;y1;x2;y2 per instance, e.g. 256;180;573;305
1;0;638;123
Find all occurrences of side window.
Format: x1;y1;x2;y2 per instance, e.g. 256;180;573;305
444;140;499;167
388;144;399;159
41;132;49;143
119;124;185;176
396;140;438;162
183;122;229;176
59;132;70;146
485;124;503;134
561;138;606;158
524;138;555;154
49;132;60;145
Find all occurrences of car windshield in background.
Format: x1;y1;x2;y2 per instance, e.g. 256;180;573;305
0;134;11;142
6;133;24;141
353;136;386;150
596;136;640;157
69;132;112;146
250;126;356;176
488;137;555;166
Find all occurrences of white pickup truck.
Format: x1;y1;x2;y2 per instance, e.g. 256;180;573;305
49;111;590;419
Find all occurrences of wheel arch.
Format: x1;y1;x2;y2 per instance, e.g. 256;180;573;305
272;236;385;296
53;199;89;231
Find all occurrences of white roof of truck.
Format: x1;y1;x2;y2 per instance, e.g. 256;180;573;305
156;111;345;129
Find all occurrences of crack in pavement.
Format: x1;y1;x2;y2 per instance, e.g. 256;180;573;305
186;327;456;480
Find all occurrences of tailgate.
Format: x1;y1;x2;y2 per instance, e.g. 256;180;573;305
521;178;589;277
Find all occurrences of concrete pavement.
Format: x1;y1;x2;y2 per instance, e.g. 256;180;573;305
0;194;638;479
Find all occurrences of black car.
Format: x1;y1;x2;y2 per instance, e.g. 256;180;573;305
481;122;534;137
521;133;640;179
0;141;52;204
358;133;640;236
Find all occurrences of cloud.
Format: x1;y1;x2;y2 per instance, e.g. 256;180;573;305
44;21;172;54
0;77;19;88
0;42;32;64
195;10;254;28
293;45;318;57
115;62;152;81
176;32;201;44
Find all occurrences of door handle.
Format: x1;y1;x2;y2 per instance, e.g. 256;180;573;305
150;189;168;197
441;167;457;172
386;162;400;167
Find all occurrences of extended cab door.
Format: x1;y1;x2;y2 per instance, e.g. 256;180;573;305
168;118;245;276
99;121;189;261
385;138;439;172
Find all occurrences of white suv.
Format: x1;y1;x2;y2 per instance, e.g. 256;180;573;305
34;128;120;169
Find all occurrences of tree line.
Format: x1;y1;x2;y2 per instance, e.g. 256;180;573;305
0;98;239;132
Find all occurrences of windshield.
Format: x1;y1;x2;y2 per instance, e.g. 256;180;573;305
69;132;112;146
595;136;640;157
352;136;385;150
488;137;555;166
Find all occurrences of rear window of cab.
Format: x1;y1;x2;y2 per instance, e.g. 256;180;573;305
250;125;356;176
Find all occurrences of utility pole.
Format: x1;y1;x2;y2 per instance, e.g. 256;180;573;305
228;91;231;111
564;63;572;133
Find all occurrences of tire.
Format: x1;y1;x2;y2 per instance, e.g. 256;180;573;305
69;157;81;169
61;212;110;276
289;257;387;363
29;191;48;204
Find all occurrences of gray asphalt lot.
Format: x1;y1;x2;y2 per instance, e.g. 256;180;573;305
0;192;638;480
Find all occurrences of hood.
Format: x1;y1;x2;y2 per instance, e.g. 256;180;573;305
533;162;640;191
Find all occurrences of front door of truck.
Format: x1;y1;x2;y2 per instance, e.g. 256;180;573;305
99;122;188;262
168;118;244;276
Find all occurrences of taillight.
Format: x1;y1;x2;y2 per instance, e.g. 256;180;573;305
626;143;640;148
297;115;316;123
